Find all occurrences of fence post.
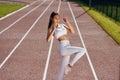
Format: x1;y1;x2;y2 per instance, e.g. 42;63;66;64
116;2;118;21
89;0;92;9
106;2;109;16
110;2;112;18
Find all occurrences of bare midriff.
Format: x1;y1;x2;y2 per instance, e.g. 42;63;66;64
58;35;69;41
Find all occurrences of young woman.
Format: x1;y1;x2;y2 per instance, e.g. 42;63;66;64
46;12;85;80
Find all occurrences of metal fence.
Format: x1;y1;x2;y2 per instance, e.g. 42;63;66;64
79;0;120;22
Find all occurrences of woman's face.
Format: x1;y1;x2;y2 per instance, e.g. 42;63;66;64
52;15;60;24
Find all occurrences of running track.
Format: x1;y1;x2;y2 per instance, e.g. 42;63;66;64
0;0;120;80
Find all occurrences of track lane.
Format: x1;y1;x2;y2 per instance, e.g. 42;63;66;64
0;0;43;31
0;0;51;67
68;2;98;80
46;1;95;80
43;0;61;80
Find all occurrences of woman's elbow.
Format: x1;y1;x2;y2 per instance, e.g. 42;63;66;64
71;30;75;34
46;39;49;42
69;28;75;34
46;37;51;42
46;37;49;42
73;31;75;34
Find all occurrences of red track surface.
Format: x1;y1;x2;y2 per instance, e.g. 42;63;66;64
0;0;120;80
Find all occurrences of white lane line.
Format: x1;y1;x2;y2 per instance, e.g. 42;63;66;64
0;0;40;21
67;2;98;80
42;0;61;80
57;0;61;13
0;0;47;35
0;0;54;69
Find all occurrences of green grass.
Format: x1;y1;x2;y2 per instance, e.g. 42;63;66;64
0;3;25;18
93;3;120;23
78;2;120;45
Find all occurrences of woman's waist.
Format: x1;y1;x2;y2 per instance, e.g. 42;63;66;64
59;39;70;48
57;35;69;41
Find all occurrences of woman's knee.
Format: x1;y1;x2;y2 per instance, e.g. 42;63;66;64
83;48;86;52
79;48;86;54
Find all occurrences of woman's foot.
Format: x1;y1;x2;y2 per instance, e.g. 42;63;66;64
64;64;72;75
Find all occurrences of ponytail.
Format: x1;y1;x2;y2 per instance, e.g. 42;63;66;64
48;12;59;29
48;17;52;29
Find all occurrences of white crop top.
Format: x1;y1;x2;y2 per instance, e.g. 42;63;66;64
54;24;67;39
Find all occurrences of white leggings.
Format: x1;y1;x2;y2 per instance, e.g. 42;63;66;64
57;40;85;80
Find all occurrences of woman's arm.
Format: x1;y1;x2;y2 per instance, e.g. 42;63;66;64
46;27;56;42
63;18;75;34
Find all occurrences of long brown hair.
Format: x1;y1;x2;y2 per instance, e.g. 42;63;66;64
48;12;59;29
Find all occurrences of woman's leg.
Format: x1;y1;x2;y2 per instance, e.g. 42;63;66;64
58;56;70;80
69;48;85;66
62;46;86;67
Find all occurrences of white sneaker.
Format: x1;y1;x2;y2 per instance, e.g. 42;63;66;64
64;65;71;75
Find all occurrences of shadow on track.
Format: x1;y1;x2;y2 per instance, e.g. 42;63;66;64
75;8;91;19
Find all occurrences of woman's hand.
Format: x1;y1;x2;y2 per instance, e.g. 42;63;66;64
63;17;68;23
63;17;75;34
63;18;68;23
